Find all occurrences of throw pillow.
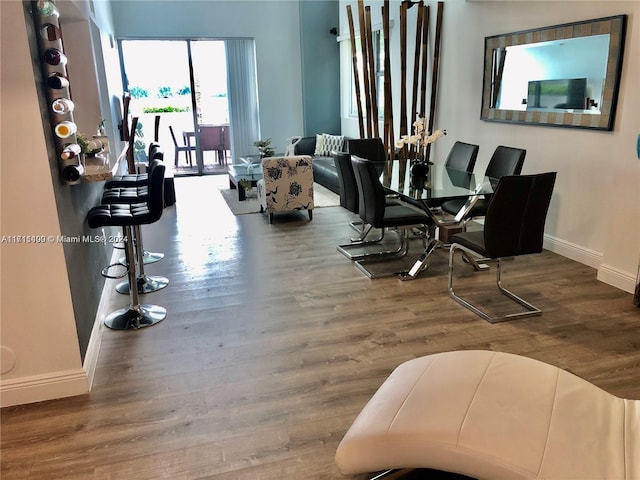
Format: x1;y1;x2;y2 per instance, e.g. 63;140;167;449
321;133;344;156
313;134;325;156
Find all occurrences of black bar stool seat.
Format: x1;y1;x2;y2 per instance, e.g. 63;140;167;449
102;142;160;189
101;185;148;204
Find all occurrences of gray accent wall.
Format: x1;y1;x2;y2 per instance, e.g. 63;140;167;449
24;4;114;361
299;0;341;136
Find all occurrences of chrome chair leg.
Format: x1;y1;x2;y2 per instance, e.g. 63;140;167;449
461;251;490;271
398;237;442;280
448;243;542;323
354;228;414;278
349;219;365;233
337;226;386;260
350;224;376;243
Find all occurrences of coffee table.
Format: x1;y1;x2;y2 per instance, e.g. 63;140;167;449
228;164;263;201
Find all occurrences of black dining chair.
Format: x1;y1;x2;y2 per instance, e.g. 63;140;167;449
346;137;386;176
334;152;362;231
444;141;479;172
440;145;526;222
345;156;432;278
335;151;403;260
426;141;479;210
448;172;557;323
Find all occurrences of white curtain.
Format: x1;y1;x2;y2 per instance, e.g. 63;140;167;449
225;39;260;164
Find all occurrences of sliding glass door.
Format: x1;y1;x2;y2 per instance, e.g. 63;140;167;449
120;39;232;175
191;40;231;173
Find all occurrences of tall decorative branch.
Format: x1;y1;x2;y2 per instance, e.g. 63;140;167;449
425;1;444;163
364;6;379;138
410;1;424;158
346;6;365;139
382;0;394;177
357;0;373;137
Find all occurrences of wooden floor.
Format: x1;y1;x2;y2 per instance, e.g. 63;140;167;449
2;175;639;479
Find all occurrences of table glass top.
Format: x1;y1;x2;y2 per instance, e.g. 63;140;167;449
228;164;263;181
382;162;497;203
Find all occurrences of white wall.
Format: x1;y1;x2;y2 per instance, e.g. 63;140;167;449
339;0;640;293
0;1;88;407
110;0;305;155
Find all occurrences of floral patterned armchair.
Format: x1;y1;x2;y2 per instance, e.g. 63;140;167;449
257;155;314;224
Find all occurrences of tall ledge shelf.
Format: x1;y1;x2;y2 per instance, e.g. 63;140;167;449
82;144;127;182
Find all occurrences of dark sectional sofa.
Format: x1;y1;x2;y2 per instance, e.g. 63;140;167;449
292;136;386;194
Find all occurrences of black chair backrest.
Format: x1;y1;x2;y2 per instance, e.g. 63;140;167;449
147;141;160;159
484;172;556;258
485;146;526;179
147;159;166;222
334;152;358;213
351;156;387;227
445;141;479;173
147;153;164;177
149;145;163;162
347;138;386;176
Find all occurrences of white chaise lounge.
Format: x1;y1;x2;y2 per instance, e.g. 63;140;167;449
335;350;639;479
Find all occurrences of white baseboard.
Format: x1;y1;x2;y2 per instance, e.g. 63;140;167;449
83;248;122;389
543;234;602;268
597;263;637;294
82;317;104;391
1;251;123;408
544;234;635;293
0;369;89;407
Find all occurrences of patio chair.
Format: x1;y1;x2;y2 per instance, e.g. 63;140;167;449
169;125;195;167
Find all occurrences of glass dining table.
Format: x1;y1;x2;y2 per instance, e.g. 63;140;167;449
379;160;498;280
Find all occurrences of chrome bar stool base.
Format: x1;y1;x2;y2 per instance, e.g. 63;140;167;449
119;250;164;266
115;275;169;295
104;304;166;330
116;223;170;294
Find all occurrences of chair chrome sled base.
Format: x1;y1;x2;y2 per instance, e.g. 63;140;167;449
448;243;542;323
337;226;391;261
354;227;420;279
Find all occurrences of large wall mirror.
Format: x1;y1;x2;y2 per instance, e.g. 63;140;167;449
481;15;627;131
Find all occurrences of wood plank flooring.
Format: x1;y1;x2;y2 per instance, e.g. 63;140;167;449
2;175;639;479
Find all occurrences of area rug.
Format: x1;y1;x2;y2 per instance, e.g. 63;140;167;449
218;182;340;215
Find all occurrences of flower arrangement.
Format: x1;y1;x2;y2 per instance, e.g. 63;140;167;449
76;133;103;155
396;116;446;190
254;138;275;158
97;118;107;136
396;116;446;162
76;133;90;154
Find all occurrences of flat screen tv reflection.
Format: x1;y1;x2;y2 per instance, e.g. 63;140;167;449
526;78;587;110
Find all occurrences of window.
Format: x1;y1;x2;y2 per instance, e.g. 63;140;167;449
349;29;384;118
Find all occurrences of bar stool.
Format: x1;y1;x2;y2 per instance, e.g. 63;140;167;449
104;142;160;187
88;159;167;329
101;161;169;295
106;146;164;266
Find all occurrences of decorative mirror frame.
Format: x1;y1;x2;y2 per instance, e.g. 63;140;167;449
481;15;627;131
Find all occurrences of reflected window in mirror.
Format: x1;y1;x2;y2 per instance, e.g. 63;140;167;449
481;15;626;131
